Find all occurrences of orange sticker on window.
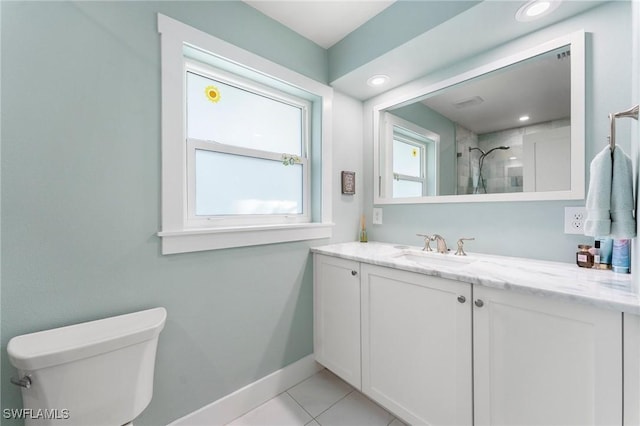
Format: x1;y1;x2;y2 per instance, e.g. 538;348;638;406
205;85;221;103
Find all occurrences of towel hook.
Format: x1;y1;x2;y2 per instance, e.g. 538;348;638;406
609;104;639;151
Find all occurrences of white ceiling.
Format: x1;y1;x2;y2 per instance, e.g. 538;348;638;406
243;0;395;48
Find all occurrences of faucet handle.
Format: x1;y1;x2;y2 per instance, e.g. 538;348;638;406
455;237;475;256
416;234;433;251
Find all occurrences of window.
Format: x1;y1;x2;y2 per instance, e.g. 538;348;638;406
185;64;310;226
392;128;428;198
382;113;439;199
157;15;333;254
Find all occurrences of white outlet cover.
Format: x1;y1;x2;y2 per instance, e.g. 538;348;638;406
564;206;587;234
372;208;383;225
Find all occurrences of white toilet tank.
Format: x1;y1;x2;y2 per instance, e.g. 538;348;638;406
7;307;167;426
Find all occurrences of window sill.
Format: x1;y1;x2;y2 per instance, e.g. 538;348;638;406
158;222;334;254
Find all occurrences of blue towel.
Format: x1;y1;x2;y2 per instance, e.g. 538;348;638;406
610;146;636;238
584;146;612;236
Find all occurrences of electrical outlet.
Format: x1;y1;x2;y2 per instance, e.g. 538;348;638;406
372;208;383;225
564;206;586;234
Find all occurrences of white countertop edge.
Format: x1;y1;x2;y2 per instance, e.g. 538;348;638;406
312;242;640;314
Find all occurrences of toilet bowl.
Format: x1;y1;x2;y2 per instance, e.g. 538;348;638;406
7;307;167;426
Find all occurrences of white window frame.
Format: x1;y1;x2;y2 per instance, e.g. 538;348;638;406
392;133;428;197
185;61;311;227
382;113;440;198
157;14;333;254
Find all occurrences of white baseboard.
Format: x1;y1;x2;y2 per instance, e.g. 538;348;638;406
168;354;323;426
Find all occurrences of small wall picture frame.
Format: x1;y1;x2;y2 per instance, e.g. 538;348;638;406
341;171;355;195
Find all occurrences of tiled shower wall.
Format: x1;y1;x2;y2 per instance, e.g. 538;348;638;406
455;124;479;195
456;118;570;194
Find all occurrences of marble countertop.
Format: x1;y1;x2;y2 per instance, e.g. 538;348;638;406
311;241;640;314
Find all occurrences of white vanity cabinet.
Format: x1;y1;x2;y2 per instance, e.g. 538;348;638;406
313;254;361;389
624;313;640;426
360;264;473;426
312;251;627;425
473;286;622;426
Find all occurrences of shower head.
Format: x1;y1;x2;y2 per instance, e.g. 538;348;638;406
469;145;510;194
469;145;510;154
485;146;510;156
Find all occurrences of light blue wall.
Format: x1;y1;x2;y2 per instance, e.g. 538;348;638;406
327;0;480;82
0;1;363;425
365;1;633;263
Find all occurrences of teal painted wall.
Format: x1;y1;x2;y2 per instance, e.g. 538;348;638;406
0;1;363;425
365;1;633;263
328;0;480;82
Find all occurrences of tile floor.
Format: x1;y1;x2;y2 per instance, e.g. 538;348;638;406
225;369;406;426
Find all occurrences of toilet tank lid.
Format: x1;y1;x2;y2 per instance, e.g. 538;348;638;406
7;307;167;371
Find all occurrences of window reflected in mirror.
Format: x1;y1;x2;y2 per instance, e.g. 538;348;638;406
382;113;440;198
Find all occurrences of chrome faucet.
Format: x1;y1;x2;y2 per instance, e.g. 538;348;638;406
416;234;433;251
431;234;448;254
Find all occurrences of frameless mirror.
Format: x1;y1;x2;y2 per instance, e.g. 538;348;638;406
373;31;585;204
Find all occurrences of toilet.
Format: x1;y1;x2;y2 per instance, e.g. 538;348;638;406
7;307;167;426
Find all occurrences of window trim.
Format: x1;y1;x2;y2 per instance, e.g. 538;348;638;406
157;14;333;254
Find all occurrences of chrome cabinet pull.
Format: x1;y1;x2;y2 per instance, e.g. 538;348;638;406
457;295;466;304
475;299;484;308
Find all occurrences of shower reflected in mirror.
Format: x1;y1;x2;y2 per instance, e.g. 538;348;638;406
469;146;510;194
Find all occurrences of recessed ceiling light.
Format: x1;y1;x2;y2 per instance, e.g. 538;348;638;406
367;75;389;87
519;115;530;122
515;0;560;22
527;1;550;16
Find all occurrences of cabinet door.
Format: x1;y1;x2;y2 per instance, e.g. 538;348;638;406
313;254;361;389
473;286;622;426
361;264;473;425
624;313;640;426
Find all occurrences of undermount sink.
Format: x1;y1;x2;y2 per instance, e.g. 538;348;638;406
393;250;476;268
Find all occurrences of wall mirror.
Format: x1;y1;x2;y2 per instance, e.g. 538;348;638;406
373;31;585;204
